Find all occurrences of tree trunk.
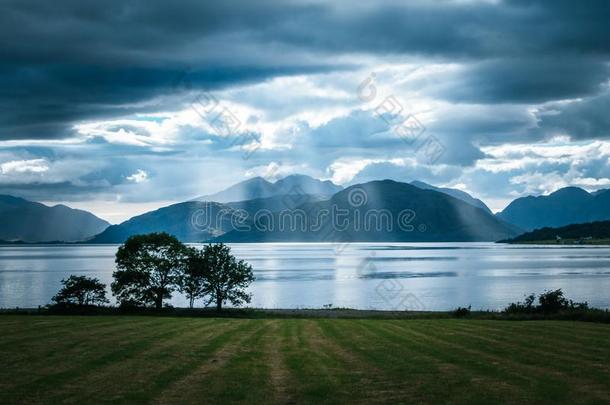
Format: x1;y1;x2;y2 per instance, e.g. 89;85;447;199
155;295;163;310
216;296;222;312
189;296;194;309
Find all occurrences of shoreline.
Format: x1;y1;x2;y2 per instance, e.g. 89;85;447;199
2;306;609;322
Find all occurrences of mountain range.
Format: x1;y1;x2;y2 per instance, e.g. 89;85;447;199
89;176;517;243
195;174;343;203
410;180;492;214
0;195;109;242
496;187;610;231
3;174;610;243
502;220;610;243
214;180;518;242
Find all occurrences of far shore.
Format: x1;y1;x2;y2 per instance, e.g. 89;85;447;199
2;306;609;322
503;238;610;245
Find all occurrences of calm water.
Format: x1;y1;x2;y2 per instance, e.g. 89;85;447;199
1;242;610;310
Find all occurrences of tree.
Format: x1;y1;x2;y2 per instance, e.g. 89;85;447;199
538;289;570;313
112;233;188;309
179;247;209;309
201;243;254;311
52;275;108;307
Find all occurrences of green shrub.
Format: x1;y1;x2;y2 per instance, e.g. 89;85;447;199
504;289;588;314
452;306;471;317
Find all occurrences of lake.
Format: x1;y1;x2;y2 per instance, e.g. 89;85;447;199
1;242;609;310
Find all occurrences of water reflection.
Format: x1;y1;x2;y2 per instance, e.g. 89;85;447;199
0;242;609;310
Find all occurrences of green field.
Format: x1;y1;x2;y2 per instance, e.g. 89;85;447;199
1;316;609;404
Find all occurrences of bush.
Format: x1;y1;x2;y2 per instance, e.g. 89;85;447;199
52;275;108;307
452;306;471;317
504;293;536;314
504;289;588;314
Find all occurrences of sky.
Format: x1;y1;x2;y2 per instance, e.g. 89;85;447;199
1;0;610;223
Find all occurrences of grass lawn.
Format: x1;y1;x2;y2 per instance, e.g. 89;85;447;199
1;316;609;404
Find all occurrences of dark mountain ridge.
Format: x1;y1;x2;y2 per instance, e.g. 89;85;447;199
0;195;109;242
195;174;343;203
502;220;610;243
497;187;610;231
214;180;519;242
88;201;237;243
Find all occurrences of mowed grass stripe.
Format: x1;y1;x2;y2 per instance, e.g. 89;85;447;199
316;319;435;403
405;320;609;374
0;317;166;369
154;319;270;403
0;317;173;395
385;321;610;403
302;320;382;403
279;319;362;403
327;318;527;403
157;320;278;404
1;316;609;404
447;319;610;348
49;318;247;403
379;321;567;400
5;317;210;403
265;320;296;404
0;316;126;347
429;320;610;371
318;319;473;403
359;320;533;403
405;320;610;396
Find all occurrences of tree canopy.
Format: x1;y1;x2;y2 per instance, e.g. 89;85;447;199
112;232;189;309
179;247;209;309
110;234;255;311
201;243;255;311
52;275;108;307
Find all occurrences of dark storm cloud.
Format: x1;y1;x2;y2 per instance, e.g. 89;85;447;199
537;92;610;140
432;58;610;104
1;0;610;140
0;63;339;139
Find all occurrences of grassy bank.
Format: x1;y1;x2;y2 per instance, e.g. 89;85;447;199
4;306;610;322
1;316;609;404
504;239;610;245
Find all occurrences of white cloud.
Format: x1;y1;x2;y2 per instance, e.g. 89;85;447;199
126;169;149;183
0;159;49;175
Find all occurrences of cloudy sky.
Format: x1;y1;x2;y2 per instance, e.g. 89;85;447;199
1;0;610;223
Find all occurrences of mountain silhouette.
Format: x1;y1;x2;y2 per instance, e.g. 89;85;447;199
195;174;342;203
410;180;492;214
496;187;610;231
88;201;236;243
214;180;519;242
0;195;109;242
502;220;610;243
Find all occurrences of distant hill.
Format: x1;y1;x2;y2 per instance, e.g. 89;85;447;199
195;174;342;203
502;220;610;243
591;189;610;196
214;180;519;242
88;193;332;244
88;201;237;243
225;194;327;214
0;195;109;242
410;180;492;214
497;187;610;231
